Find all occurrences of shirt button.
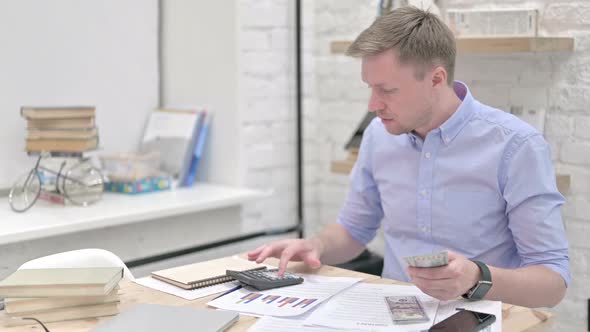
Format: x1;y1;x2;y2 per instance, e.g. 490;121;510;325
420;189;428;197
425;152;431;159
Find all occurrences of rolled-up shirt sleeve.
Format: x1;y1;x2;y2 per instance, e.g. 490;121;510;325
337;121;384;246
503;134;570;286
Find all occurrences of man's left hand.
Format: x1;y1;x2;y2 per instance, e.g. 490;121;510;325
406;251;481;301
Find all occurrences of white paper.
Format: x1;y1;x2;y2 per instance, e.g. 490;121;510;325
207;274;362;317
248;316;345;332
304;283;438;332
134;277;240;301
434;299;502;332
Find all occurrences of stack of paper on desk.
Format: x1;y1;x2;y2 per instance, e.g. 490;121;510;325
248;316;337;332
207;274;362;317
304;283;438;331
246;283;502;332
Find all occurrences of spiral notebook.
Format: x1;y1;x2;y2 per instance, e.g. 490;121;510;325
150;256;266;290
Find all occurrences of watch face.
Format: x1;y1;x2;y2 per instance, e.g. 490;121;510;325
471;281;492;299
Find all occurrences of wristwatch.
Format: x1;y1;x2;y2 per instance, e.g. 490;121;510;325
462;260;492;301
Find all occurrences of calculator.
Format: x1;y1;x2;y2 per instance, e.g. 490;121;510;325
226;268;304;290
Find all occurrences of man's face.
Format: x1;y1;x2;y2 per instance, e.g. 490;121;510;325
362;49;435;136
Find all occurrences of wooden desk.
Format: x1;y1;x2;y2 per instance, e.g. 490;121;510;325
0;257;552;332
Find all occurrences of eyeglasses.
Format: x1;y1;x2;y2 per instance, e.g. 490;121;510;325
8;152;104;213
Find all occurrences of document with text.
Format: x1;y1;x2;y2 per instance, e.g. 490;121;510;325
248;316;351;332
207;274;362;317
303;283;439;332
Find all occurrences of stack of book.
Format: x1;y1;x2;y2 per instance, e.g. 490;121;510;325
0;267;122;326
21;106;98;153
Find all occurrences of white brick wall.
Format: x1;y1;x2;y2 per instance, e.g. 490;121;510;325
238;1;589;329
237;0;316;234
308;1;590;331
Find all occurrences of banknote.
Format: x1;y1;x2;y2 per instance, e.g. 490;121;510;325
403;250;449;268
385;295;429;324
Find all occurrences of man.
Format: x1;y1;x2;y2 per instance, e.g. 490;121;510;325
248;6;569;308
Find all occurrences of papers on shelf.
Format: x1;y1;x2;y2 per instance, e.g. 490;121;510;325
134;277;240;301
207;275;362;317
434;299;502;332
304;283;438;332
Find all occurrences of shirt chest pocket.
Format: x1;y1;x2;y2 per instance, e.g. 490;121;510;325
438;190;505;239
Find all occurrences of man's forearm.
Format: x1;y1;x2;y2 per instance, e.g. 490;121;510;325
486;265;566;307
311;223;366;265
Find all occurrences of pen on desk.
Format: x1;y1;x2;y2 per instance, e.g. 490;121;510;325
212;284;242;300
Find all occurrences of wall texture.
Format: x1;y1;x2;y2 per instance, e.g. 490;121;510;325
238;0;297;234
237;0;318;236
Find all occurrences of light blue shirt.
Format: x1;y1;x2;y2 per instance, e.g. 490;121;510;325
338;81;570;285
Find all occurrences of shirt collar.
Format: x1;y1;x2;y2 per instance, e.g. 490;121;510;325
439;81;475;145
407;130;422;149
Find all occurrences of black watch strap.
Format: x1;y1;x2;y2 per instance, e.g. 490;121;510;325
462;260;492;301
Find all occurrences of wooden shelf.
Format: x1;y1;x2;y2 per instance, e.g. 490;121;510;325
331;36;574;54
331;154;571;195
0;184;267;245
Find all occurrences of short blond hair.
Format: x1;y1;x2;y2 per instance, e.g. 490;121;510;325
347;6;456;85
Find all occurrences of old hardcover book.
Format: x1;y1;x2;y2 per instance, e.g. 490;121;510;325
0;267;122;298
21;106;95;119
27;117;95;130
151;257;265;290
4;302;119;326
27;128;98;140
26;136;98;153
4;287;119;314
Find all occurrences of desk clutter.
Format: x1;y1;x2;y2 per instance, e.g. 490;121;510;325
0;267;123;326
137;256;502;331
10;105;212;212
9;105;104;212
0;255;552;331
99;108;211;193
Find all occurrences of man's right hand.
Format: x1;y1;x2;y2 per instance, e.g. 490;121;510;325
247;238;323;276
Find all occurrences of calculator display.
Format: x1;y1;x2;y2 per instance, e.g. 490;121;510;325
226;268;304;290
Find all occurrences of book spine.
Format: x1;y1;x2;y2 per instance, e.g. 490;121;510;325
185;113;211;186
177;111;205;186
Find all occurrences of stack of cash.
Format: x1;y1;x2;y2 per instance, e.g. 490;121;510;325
403;250;449;268
385;295;429;324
